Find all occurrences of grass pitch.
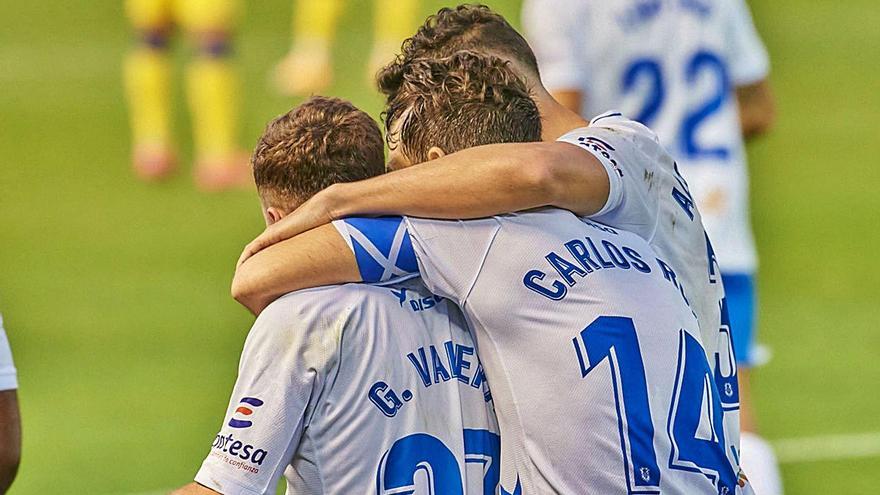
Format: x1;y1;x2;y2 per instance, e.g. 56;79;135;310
0;0;877;493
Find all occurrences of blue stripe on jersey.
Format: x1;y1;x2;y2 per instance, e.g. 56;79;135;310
341;216;420;283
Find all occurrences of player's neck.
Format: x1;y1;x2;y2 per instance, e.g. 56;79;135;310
534;91;589;141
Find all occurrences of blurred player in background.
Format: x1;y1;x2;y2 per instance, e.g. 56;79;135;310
271;0;420;95
522;0;780;492
171;97;498;494
124;0;250;191
0;315;21;494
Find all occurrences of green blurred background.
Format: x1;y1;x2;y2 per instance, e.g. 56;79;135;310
0;0;878;493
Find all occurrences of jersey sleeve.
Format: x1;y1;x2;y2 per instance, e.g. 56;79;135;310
556;112;662;240
333;216;500;305
723;0;770;85
194;295;331;495
0;315;17;392
522;0;590;91
402;217;501;305
332;216;420;285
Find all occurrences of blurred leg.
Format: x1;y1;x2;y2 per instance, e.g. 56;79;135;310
177;0;250;191
272;0;344;96
124;0;176;180
368;0;419;84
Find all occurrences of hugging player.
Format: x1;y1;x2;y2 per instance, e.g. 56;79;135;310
234;47;752;494
172;97;498;494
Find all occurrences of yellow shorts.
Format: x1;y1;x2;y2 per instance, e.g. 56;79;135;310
125;0;242;32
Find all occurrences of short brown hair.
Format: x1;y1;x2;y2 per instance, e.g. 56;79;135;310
252;96;385;208
386;51;542;164
377;5;540;101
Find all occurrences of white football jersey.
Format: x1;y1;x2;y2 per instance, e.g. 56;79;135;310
0;314;17;392
556;114;737;388
524;0;770;272
195;281;499;495
334;211;750;494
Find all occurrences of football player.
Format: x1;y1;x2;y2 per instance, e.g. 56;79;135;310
124;0;249;190
522;1;780;491
171;97;498;494
230;51;752;494
271;0;420;95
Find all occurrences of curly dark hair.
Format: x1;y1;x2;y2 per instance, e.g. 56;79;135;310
376;4;540;102
386;51;542;164
252;96;385;208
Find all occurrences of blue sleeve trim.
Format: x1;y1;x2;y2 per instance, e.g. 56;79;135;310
341;216;420;283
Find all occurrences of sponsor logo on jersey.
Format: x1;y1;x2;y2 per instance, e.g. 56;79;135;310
210;432;269;474
228;396;263;429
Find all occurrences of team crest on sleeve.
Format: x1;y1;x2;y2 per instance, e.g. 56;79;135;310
228;397;263;428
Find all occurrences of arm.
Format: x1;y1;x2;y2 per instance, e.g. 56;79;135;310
237;141;609;265
232;223;361;314
736;78;775;139
0;390;20;494
170;483;218;495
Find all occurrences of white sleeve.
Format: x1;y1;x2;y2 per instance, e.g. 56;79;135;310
723;0;770;85
556;113;664;241
194;296;330;495
403;217;501;306
0;315;17;392
522;0;589;91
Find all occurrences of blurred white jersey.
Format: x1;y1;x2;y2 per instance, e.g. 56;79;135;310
0;315;17;391
334;211;750;494
195;281;499;495
524;0;770;272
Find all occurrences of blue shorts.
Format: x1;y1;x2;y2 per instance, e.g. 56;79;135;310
721;273;757;367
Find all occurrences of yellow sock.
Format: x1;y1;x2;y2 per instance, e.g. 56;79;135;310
373;0;418;48
185;56;239;163
124;47;172;148
293;0;344;46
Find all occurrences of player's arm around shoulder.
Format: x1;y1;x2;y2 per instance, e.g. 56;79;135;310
231;223;361;315
235;140;612;270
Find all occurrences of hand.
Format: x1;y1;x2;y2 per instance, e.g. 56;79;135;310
236;189;337;268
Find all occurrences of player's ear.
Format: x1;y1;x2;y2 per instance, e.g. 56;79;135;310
265;206;286;226
427;146;447;161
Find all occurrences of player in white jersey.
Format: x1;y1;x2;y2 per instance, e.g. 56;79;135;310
234;6;738;456
523;1;781;491
171;97;498;495
230;52;752;493
0;314;21;493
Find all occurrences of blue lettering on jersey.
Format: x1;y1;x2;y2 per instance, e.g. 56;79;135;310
369;381;405;418
655;257;692;309
680;0;712;17
342;217;419;283
389;286;443;312
671;162;697;220
616;0;662;31
371;340;491;416
524;236;652;301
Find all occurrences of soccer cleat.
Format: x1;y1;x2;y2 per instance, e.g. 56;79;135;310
194;151;252;192
132;143;176;181
271;42;333;96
